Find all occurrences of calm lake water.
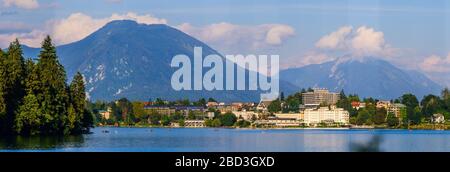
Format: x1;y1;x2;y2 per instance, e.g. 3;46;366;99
1;127;449;152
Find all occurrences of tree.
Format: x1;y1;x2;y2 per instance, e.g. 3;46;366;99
400;94;421;124
132;101;146;122
211;119;222;127
442;87;450;100
219;112;237;126
35;36;69;134
116;98;134;124
386;112;399;127
68;72;88;133
356;109;371;125
268;99;281;113
1;39;26;133
373;107;387;125
193;98;206;107
161;115;171;126
208;97;217;102
0;48;7;133
14;94;43;135
421;94;443;118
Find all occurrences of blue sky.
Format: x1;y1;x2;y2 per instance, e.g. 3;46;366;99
1;0;450;86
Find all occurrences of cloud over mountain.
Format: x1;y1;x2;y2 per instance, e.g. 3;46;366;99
177;22;295;53
315;26;396;57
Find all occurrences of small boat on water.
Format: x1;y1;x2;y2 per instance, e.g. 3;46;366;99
102;130;110;133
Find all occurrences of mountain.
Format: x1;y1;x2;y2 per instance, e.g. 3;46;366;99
20;20;297;102
280;57;442;100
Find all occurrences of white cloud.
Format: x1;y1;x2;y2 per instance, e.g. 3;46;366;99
3;0;39;9
420;54;450;73
315;26;395;58
50;12;167;45
316;26;352;49
0;12;167;48
177;22;295;52
0;29;45;48
1;12;294;52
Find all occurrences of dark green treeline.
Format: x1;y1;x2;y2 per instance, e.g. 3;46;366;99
0;36;94;136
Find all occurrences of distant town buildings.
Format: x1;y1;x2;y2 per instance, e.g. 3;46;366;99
99;107;112;119
274;113;303;121
184;120;206;128
303;106;350;125
144;105;205;116
233;111;258;121
256;100;272;112
431;114;445;124
255;117;301;127
376;100;391;109
351;101;366;110
387;103;407;118
302;88;340;106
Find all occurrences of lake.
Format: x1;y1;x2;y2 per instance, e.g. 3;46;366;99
1;127;449;152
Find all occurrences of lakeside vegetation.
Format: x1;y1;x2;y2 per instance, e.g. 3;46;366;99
0;37;94;136
88;87;450;130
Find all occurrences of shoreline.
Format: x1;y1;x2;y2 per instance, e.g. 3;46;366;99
95;126;449;131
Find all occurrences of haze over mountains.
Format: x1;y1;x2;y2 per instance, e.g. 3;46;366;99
18;20;442;102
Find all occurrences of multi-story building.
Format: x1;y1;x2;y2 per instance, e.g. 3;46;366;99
99;107;112;120
274;113;304;121
387;103;406;118
233;111;259;121
302;88;340;106
303;106;349;125
255;117;301;127
144;105;205;117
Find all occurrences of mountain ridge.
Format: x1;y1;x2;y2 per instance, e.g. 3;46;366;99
279;57;442;100
19;20;297;102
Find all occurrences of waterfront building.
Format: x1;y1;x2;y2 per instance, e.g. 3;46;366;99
144;105;205;116
351;101;366;110
302;88;340;106
387;103;406;118
206;101;219;108
144;106;176;116
376;100;391;109
303;106;349;125
215;105;239;114
99;107;112;119
255;117;301;127
184;120;206;128
431;114;445;124
274;113;303;120
257;100;273;112
233;111;258;121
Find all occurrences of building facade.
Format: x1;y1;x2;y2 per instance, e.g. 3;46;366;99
302;88;340;106
303;106;349;125
387;103;406;118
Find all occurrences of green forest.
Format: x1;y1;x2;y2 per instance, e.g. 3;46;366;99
0;36;94;136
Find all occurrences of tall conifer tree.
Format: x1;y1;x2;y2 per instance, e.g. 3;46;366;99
69;72;86;133
0;49;6;133
36;36;69;134
2;39;26;133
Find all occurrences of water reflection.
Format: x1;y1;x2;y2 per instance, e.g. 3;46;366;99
350;135;383;152
0;135;84;150
0;128;449;152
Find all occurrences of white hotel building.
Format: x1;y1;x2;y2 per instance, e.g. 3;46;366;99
303;106;350;125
